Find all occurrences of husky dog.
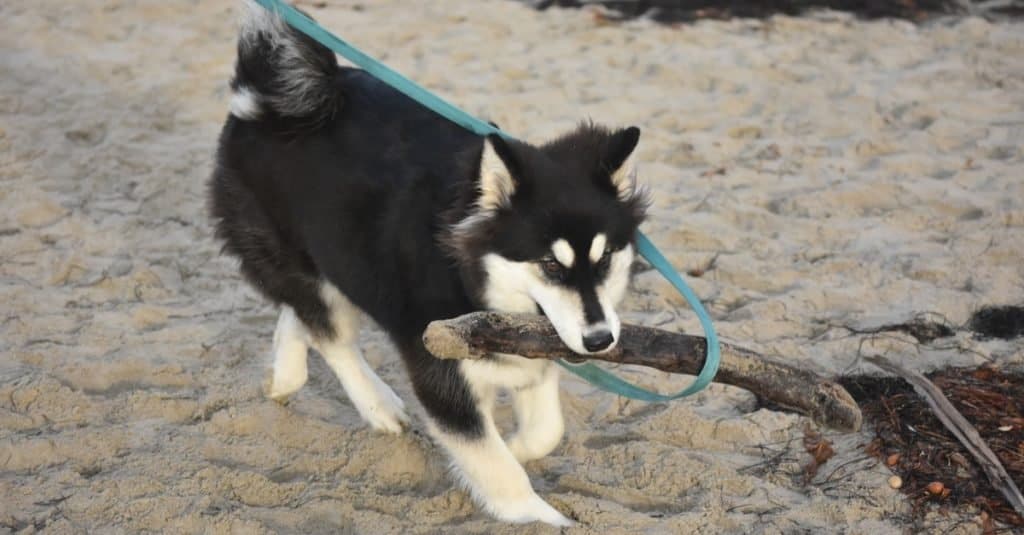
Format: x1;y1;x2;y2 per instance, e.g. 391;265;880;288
210;2;647;526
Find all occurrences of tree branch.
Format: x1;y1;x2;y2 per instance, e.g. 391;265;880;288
423;312;862;432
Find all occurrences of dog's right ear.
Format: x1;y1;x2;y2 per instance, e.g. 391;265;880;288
477;134;519;210
604;126;641;198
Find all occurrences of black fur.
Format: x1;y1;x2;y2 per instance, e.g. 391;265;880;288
210;12;646;437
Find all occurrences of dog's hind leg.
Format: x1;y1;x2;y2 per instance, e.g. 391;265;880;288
313;282;409;433
506;365;565;463
268;305;312;401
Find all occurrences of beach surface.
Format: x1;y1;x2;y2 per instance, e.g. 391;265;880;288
1;1;1023;533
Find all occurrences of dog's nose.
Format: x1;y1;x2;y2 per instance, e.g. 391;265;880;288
582;330;614;352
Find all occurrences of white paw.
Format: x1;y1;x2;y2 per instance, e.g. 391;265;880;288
490;495;574;527
267;364;307;402
507;426;564;463
506;436;537;464
350;377;409;434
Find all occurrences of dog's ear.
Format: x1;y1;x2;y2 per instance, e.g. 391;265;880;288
477;134;519;210
602;126;640;198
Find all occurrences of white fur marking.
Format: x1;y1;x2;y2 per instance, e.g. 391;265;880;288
589;233;607;263
229;86;262;120
480;244;633;355
610;156;634;189
468;255;556;390
478;138;516;211
507;366;564;463
583;321;610;338
610;154;644;202
480;254;589;354
269;306;310;400
551;239;574;267
530;283;590;354
448;140;518;253
315;282;408;433
593;244;634;351
428;418;573;526
461;355;552;393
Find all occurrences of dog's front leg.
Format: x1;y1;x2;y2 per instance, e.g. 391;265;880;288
429;405;573;527
408;348;571;525
507;364;565;463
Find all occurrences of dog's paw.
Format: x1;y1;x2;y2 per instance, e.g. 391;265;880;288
490;495;575;527
506;436;538;464
507;431;562;464
507;416;565;463
351;377;409;434
266;366;307;402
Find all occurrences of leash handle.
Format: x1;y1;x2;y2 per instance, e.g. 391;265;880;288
254;0;721;399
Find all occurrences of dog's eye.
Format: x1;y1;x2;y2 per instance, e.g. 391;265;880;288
595;248;613;274
540;258;564;279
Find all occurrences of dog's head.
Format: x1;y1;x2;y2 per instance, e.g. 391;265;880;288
449;123;648;354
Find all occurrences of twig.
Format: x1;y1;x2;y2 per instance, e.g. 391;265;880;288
865;355;1024;517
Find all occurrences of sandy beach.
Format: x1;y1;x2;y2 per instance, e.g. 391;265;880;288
2;0;1023;532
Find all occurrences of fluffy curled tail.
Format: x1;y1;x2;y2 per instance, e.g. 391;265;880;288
229;1;339;122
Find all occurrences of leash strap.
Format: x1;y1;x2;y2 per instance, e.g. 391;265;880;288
253;0;721;399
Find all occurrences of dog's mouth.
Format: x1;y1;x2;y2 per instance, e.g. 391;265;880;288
534;301;603;363
533;301;579;361
530;291;619;357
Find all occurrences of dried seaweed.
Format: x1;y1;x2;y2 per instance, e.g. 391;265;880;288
841;367;1024;528
832;313;956;344
970;305;1024;341
802;426;837;483
518;0;1024;23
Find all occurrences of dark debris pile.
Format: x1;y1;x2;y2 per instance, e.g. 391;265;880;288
970;305;1024;341
841;367;1024;529
519;0;1024;22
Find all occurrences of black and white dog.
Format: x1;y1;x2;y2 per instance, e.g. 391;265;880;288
210;2;647;525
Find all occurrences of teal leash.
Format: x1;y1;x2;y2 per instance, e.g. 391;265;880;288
253;0;721;400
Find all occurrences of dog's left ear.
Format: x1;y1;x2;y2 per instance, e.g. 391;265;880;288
602;126;641;198
477;134;520;211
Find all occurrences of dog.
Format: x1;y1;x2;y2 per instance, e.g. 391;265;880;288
209;1;648;526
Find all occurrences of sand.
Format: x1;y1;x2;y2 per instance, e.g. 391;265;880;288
1;0;1022;533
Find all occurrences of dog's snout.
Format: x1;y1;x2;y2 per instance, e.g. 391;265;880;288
582;329;614;352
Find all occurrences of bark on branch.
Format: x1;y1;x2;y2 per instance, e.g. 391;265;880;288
423;312;862;432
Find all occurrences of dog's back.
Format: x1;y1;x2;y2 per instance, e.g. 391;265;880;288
211;3;482;340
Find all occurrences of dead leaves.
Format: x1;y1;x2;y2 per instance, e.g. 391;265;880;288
802;426;836;484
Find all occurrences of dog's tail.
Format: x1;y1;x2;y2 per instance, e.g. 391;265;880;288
229;1;339;122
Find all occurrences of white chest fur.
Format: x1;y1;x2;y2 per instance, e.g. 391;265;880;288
461;255;553;391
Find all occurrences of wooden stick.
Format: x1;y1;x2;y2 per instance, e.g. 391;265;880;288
865;355;1024;516
423;312;862;432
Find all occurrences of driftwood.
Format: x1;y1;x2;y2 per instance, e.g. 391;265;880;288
866;355;1024;516
423;312;862;432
